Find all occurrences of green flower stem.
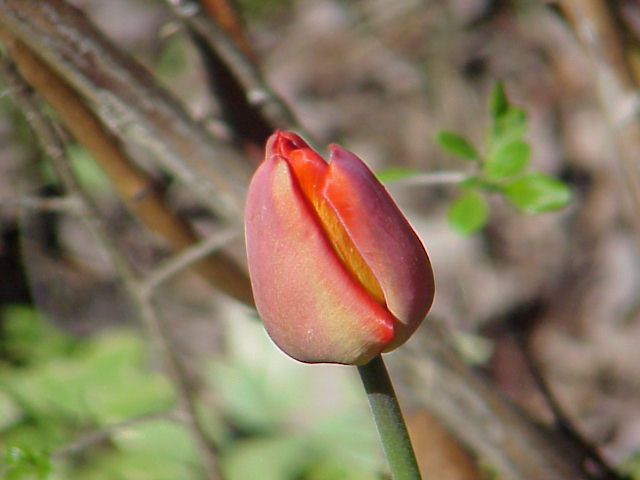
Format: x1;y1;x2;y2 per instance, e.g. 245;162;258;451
357;355;422;480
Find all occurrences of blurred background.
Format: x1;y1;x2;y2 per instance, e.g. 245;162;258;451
1;0;639;479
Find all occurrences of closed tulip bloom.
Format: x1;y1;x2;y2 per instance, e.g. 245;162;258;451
245;131;434;365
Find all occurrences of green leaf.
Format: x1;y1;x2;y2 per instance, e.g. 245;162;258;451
448;191;489;235
4;445;51;480
155;35;188;78
1;305;74;364
484;139;530;180
435;131;479;160
619;450;640;479
76;436;197;480
375;167;421;183
110;419;197;462
503;173;572;213
0;391;22;431
489;81;509;120
459;176;484;189
1;329;173;428
210;361;303;433
452;332;494;366
491;107;527;145
308;412;383;475
460;176;502;192
66;144;113;195
222;435;312;480
487;81;527;150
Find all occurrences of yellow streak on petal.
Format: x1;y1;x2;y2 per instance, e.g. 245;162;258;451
287;148;386;307
312;197;386;306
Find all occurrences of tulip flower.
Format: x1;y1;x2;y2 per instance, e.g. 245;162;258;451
245;131;434;365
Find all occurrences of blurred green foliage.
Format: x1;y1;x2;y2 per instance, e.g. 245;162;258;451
0;305;383;479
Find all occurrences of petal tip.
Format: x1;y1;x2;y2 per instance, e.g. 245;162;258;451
267;130;311;159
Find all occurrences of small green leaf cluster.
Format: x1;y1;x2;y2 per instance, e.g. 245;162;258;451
437;82;572;235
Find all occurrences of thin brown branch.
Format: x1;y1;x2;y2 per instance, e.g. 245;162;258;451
0;0;252;221
1;59;224;480
0;34;253;305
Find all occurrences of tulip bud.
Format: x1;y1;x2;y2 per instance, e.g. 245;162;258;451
245;131;434;365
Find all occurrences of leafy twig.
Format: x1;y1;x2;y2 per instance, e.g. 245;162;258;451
436;82;571;235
